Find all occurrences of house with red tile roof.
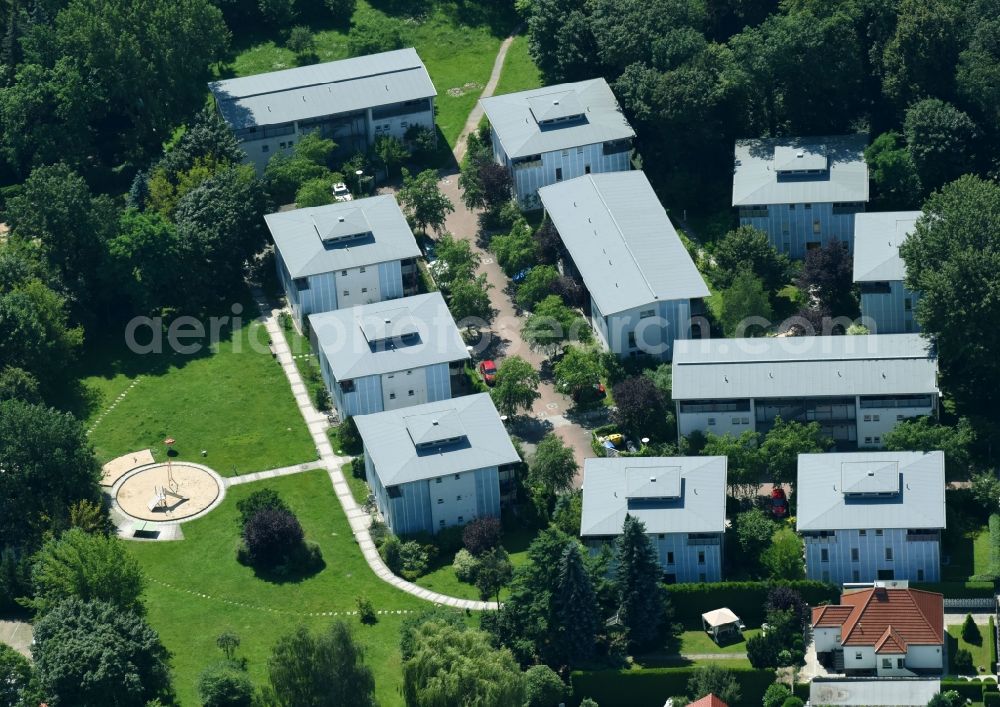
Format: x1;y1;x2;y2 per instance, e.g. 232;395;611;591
688;695;729;707
811;584;944;676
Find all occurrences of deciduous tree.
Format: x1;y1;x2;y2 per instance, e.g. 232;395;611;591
759;417;832;484
903;98;978;193
711;225;790;293
761;528;805;580
263;622;376;707
29;528;143;615
33;598;172;707
720;270;773;336
490;356;541;417
899;176;1000;417
797;238;857;319
687;664;741;705
612;376;667;441
398;168;453;234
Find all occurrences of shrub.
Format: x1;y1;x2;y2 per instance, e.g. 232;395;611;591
989;513;1000;578
453;549;480;583
991;616;997;670
954;647;975;673
380;535;402;573
347;15;402;56
986;693;1000;707
236;489;290;527
763;683;791;707
369;520;389;549
398;541;430;580
463;516;502;556
351;456;366;480
356;596;377;625
963;613;982;644
314;386;331;411
198;661;254;707
241;508;305;568
781;698;804;707
524;664;568;707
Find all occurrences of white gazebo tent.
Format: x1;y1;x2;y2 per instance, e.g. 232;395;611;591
701;607;744;643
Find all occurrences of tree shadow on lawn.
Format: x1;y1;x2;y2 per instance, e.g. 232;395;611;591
56;298;260;419
240;553;328;585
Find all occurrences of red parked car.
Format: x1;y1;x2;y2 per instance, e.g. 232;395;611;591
478;360;498;386
771;487;789;518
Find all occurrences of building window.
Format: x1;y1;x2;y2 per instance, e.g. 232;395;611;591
731;417;741;425
874;436;881;444
341;270;348;276
897;658;904;669
562;150;568;157
408;390;414;397
851;548;859;561
789;204;796;211
813;220;821;234
627;332;636;349
885;547;893;561
584;165;591;174
262;145;269;153
904;298;912;311
707;418;716;426
454;474;460;480
855;652;862;661
876;529;883;536
864;414;871;422
389;393;396;400
435;478;442;484
666;552;674;564
804;203;812;209
342;290;349;297
457;516;464;523
456;495;462;501
860;529;867;536
555;167;563;181
437;498;443;504
865;437;872;444
439;519;445;527
897;414;905;421
821;549;829;562
639;309;655;319
917;568;924;581
882;658;891;669
873;414;880;422
361;287;368;293
742;417;750;424
698;551;705;564
359;266;366;273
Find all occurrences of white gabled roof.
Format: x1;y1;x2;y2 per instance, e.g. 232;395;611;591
580;456;727;537
210;48;436;130
732;134;869;207
480;78;635;159
538;172;709;315
354;394;520;487
853;211;922;283
308;293;469;380
267;195;420;278
671;334;938;401
796;451;945;531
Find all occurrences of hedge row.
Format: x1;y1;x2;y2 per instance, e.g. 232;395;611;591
941;679;987;701
667;580;840;629
989;513;1000;578
992;615;998;672
569;667;775;707
912;580;996;598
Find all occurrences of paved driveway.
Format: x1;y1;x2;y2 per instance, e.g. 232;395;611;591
0;620;32;658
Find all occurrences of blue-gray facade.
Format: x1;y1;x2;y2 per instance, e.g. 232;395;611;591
738;202;864;260
319;357;455;419
804;528;940;585
276;250;413;330
365;453;502;536
585;532;722;583
860;280;921;335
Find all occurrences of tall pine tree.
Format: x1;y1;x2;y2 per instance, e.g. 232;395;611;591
549;543;599;667
615;515;665;648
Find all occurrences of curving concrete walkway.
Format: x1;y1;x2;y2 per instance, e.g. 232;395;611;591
251;288;498;611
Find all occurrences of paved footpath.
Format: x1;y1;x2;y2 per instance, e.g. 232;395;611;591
251;288;497;611
433;30;600;479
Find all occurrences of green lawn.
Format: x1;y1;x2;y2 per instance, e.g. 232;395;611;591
128;470;456;706
493;35;542;96
679;628;761;655
947;624;993;675
413;519;537;600
79;308;316;476
942;514;991;582
342;462;371;505
222;1;517;149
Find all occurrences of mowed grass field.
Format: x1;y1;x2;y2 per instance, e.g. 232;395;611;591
493;35;542;96
222;1;517;148
80;310;316;476
128;471;460;706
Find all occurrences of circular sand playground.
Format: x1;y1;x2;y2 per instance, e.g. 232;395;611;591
114;462;224;522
